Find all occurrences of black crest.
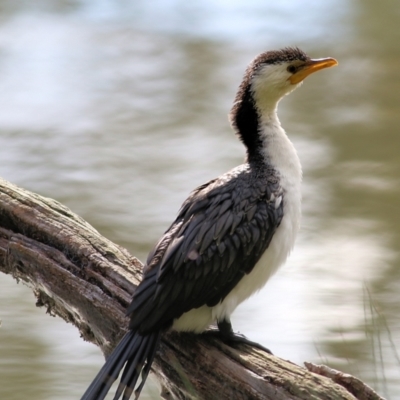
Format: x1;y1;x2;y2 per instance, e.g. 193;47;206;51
254;47;309;66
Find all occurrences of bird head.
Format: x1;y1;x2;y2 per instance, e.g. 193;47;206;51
249;47;338;110
230;47;338;160
231;47;338;124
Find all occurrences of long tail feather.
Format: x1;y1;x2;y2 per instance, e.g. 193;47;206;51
81;330;161;400
134;333;160;399
113;336;149;400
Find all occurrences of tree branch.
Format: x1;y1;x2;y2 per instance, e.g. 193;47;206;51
0;177;384;400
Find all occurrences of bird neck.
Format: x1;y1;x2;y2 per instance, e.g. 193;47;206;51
230;85;282;165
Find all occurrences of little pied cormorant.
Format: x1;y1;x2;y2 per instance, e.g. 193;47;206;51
81;47;338;400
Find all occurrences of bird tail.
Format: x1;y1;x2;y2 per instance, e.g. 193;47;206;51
81;330;161;400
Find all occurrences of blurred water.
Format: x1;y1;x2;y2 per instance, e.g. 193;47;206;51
1;1;400;399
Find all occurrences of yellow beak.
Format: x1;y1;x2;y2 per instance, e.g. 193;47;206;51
289;57;338;84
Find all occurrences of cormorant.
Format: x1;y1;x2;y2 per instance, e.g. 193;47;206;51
81;47;338;400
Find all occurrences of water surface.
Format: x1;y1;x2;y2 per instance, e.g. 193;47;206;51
1;1;400;399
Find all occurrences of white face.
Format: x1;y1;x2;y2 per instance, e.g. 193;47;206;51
250;62;303;113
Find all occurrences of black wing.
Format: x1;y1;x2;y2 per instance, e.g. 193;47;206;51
128;164;283;333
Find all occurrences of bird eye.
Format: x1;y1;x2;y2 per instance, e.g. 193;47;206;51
287;65;296;74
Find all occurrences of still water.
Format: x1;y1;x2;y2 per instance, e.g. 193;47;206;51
1;1;400;399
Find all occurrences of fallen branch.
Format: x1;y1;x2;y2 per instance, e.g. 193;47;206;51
0;177;384;400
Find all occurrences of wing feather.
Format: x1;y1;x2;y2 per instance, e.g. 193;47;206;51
128;165;284;333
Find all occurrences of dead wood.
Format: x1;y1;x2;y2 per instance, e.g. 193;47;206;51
0;177;384;400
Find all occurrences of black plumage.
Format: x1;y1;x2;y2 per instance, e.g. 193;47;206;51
80;46;329;400
81;163;283;400
128;164;283;334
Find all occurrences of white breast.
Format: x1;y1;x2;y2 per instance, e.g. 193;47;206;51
172;117;302;333
211;118;302;322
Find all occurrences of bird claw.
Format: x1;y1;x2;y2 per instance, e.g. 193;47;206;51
203;326;273;355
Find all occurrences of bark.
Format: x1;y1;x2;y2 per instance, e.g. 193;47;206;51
0;177;385;400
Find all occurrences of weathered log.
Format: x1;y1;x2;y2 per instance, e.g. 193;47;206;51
0;177;384;400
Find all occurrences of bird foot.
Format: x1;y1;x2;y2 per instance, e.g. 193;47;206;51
204;321;273;355
223;332;273;354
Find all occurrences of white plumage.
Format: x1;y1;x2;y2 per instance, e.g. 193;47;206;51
173;63;303;332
